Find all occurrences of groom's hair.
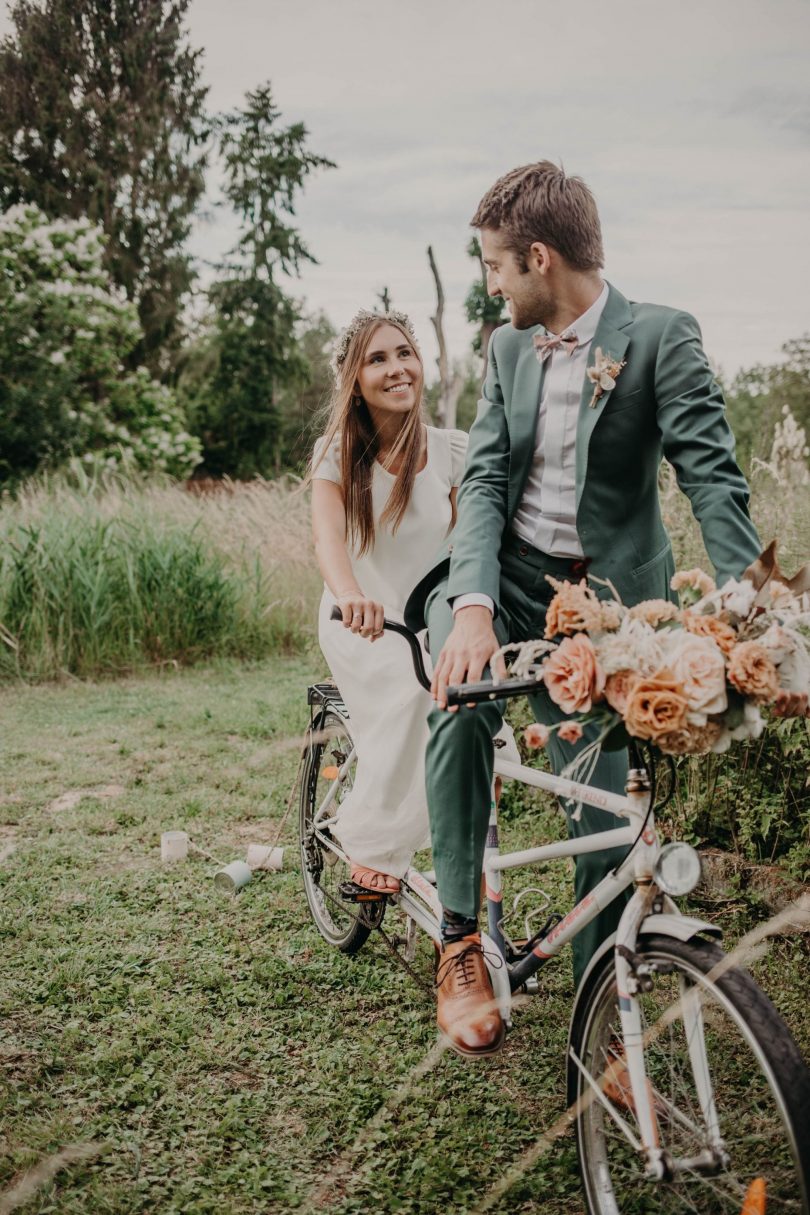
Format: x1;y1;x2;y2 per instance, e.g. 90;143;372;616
471;161;604;272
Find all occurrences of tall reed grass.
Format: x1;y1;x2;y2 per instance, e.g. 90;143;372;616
0;466;322;679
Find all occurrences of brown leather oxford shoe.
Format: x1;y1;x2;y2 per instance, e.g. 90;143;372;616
435;934;505;1058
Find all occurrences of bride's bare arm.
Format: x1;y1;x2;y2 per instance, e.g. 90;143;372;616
311;479;384;638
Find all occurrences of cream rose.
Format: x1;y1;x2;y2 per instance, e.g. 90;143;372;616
660;631;727;726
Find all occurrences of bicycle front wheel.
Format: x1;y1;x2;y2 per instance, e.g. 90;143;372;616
299;705;383;955
569;933;810;1214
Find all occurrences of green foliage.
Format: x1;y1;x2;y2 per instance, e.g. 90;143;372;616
724;334;810;470
463;236;506;356
0;204;201;482
0;0;208;372
671;717;810;877
0;468;319;678
188;85;335;478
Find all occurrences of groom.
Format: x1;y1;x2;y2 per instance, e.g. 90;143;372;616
404;161;763;1057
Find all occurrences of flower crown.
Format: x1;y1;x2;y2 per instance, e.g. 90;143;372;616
330;308;418;378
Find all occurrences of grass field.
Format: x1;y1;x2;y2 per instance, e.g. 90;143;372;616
1;660;808;1213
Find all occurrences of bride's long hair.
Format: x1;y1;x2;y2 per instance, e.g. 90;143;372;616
311;313;425;556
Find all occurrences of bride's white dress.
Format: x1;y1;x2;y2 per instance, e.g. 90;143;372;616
313;425;468;876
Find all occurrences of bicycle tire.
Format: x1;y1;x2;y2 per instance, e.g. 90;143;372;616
299;705;383;955
568;933;810;1214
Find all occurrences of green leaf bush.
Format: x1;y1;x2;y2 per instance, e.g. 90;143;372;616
0;203;201;482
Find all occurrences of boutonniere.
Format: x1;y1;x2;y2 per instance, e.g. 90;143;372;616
587;347;626;408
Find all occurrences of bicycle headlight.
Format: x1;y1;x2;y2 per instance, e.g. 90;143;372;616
653;842;702;897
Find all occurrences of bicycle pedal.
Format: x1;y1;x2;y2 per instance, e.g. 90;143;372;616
339;880;388;904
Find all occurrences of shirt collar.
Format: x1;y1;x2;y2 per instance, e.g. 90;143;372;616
545;281;609;347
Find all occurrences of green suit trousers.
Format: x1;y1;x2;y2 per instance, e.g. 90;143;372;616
425;536;631;987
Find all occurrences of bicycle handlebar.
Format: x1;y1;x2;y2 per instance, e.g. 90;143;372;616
328;606;542;704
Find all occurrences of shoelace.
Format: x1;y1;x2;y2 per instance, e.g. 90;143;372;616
435;941;503;990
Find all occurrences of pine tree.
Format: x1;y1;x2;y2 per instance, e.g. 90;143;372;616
189;84;335;478
0;0;209;371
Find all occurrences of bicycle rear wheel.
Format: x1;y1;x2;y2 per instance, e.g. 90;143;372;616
569;934;810;1214
299;704;383;955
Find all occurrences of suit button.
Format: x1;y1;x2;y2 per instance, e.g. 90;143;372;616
519;545;529;557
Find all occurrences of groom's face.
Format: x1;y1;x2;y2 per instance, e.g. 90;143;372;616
480;228;552;330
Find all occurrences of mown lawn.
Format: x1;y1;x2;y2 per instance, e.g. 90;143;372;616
1;660;808;1213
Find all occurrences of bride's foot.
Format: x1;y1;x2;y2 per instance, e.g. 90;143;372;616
350;864;400;894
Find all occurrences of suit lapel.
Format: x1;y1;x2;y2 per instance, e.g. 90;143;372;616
575;284;633;511
507;331;545;518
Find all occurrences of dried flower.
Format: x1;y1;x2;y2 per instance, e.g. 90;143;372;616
628;598;679;628
719;578;758;619
599;601;623;631
727;641;780;704
544;577;604;638
657;720;723;756
595;617;664;677
586;347;626;408
681;609;737;654
543;634;606;715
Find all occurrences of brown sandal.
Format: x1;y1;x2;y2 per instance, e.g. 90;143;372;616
350;864;400;894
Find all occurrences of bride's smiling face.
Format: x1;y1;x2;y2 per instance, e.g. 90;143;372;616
356;324;422;417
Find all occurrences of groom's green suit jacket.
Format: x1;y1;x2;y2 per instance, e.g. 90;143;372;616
404;283;760;631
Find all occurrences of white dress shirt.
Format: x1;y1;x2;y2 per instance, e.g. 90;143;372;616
454;282;609;617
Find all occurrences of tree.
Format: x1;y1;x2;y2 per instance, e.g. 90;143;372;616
427;245;464;429
0;0;208;372
725;335;810;471
0;204;201;482
188;84;334;478
464;236;506;360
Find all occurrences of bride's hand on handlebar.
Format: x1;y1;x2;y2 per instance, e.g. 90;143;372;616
431;605;507;711
335;592;385;640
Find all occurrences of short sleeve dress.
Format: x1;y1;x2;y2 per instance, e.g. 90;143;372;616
312;425;468;876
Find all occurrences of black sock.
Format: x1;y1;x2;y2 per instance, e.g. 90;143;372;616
441;908;478;945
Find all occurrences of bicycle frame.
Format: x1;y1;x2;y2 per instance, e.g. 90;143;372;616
308;621;726;1179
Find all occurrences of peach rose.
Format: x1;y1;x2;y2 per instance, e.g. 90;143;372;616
604;669;638;715
543;634;606;714
661;632;727;725
624;668;689;742
727;641;780;704
544;578;604;638
557;720;584;744
628;599;679;628
681;609;737;655
524;723;550;749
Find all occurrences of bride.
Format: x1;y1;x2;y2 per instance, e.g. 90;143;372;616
309;308;469;894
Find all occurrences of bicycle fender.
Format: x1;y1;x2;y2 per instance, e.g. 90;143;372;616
574;914;723;1012
640;913;722;943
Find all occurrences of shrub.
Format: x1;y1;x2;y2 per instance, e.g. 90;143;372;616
0;203;201;482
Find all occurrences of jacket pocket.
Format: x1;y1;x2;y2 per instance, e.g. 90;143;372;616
631;541;672;580
605;387;643;415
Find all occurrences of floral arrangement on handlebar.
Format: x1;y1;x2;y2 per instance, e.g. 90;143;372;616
515;542;810;758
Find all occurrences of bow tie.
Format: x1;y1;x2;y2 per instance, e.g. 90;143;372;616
533;329;579;364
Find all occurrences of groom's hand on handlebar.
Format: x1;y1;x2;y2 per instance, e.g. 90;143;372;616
431;605;507;711
336;592;385;640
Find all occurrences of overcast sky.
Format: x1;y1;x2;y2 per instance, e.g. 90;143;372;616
4;0;809;377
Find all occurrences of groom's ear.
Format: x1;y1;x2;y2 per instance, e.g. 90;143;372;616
527;241;553;275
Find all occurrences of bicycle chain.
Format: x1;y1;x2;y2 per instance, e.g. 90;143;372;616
318;881;434;997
